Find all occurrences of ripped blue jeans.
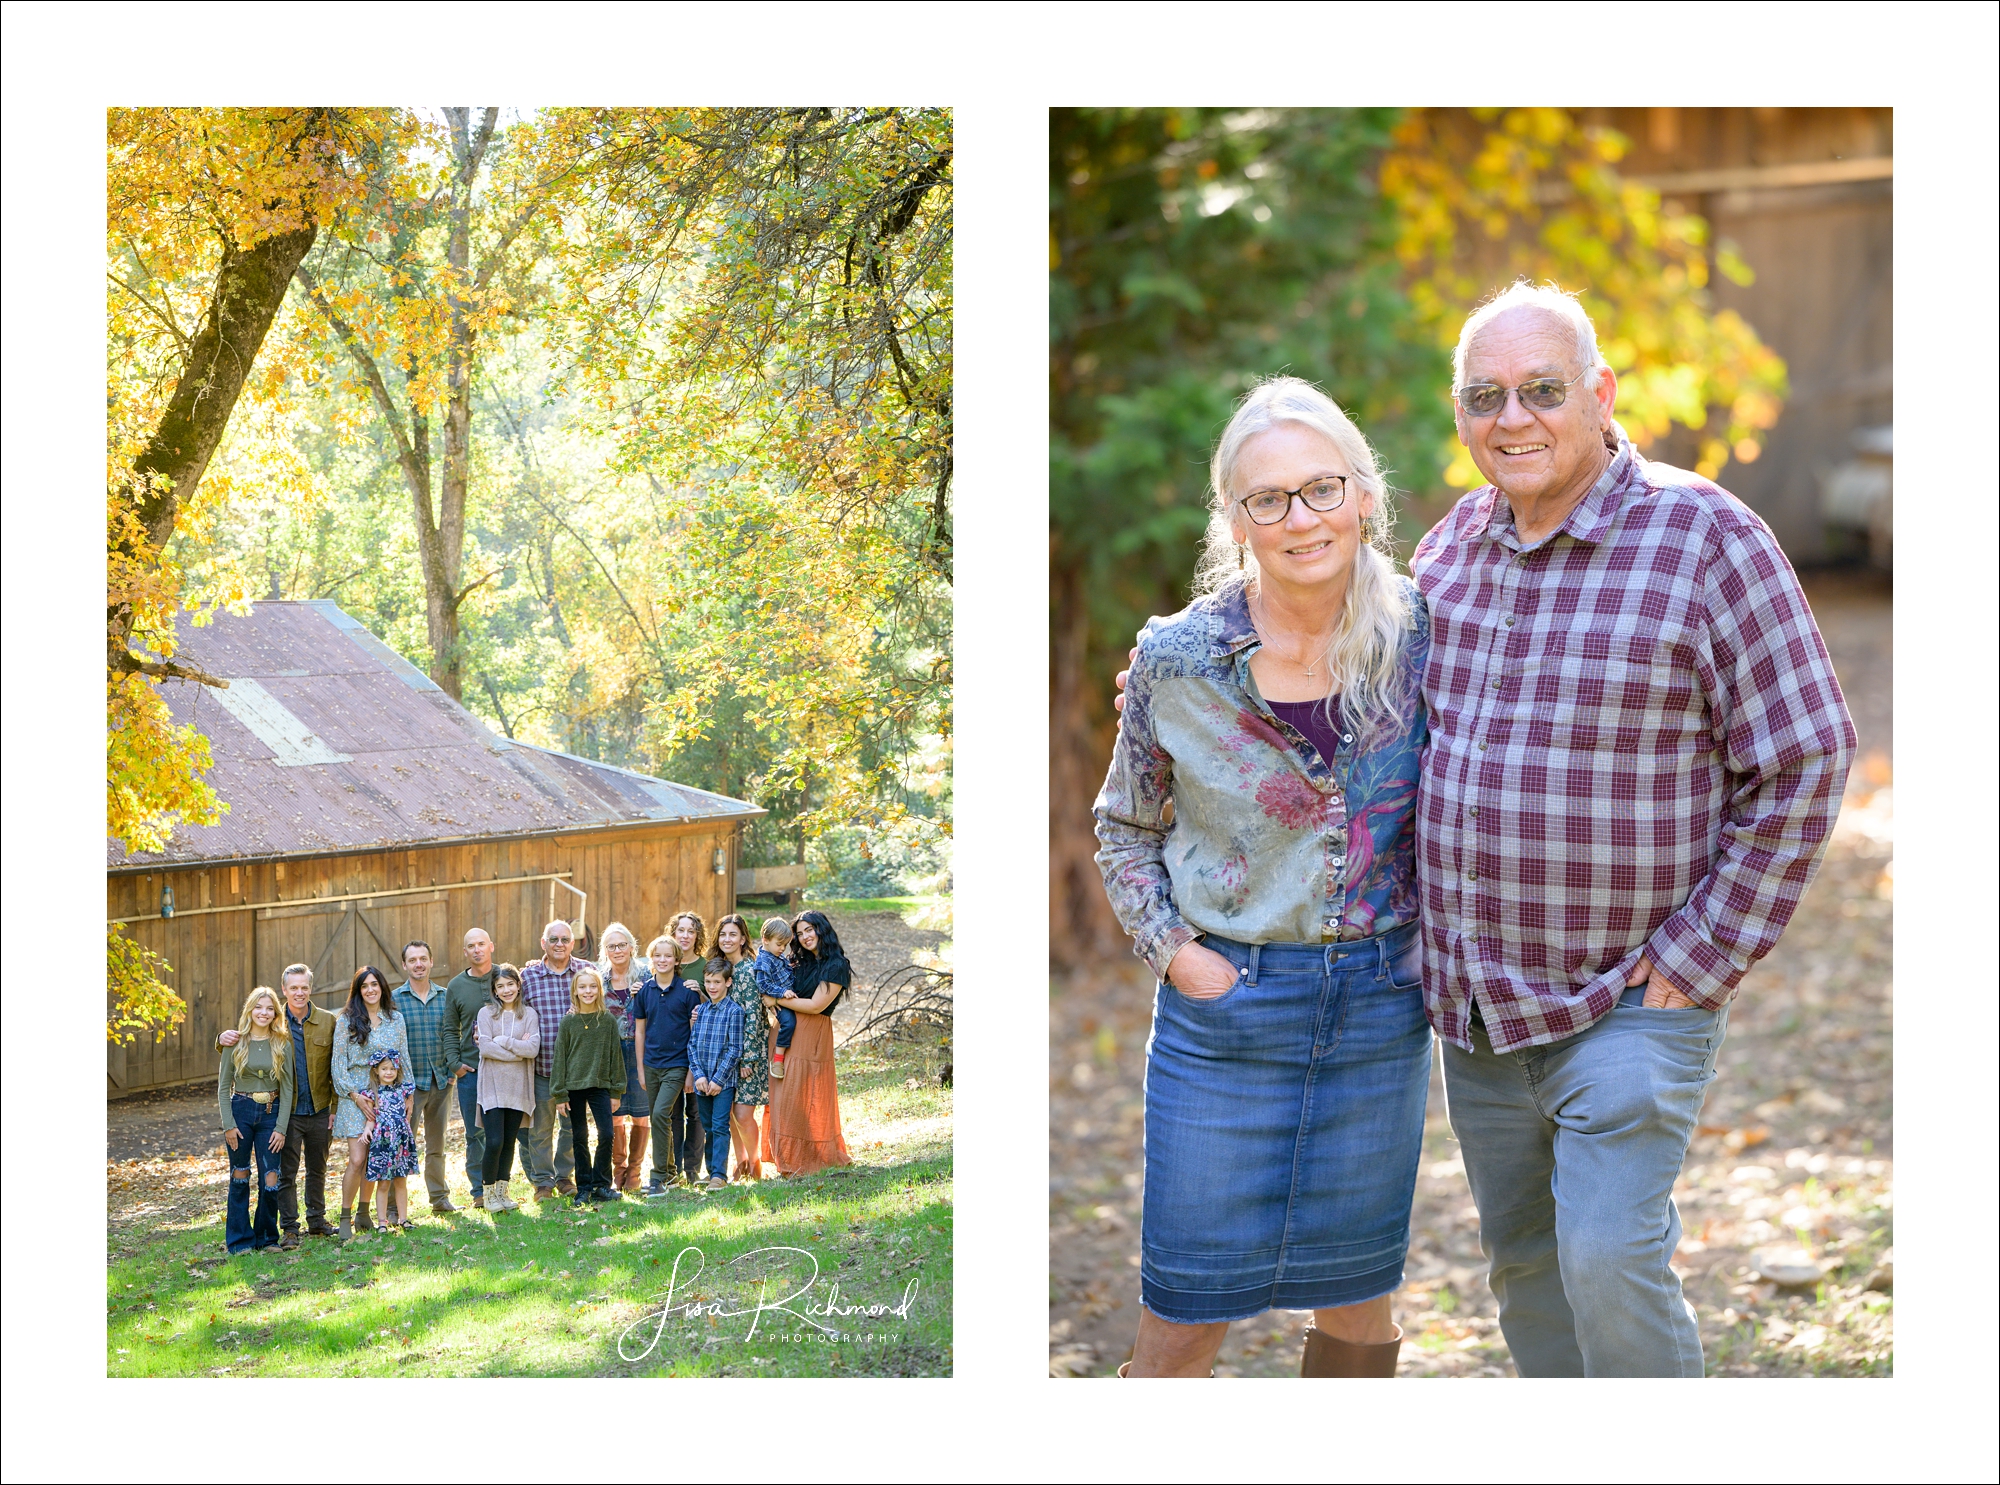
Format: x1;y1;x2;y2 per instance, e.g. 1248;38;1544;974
225;1094;283;1253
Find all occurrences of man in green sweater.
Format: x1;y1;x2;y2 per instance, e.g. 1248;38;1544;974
443;927;499;1207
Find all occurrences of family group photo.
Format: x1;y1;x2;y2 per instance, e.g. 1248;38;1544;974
1050;106;1895;1379
104;103;952;1378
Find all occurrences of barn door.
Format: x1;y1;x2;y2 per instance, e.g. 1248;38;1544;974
256;900;360;1015
256;890;450;1010
353;892;449;992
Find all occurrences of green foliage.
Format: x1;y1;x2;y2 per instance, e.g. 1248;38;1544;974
1051;108;1449;665
107;923;187;1046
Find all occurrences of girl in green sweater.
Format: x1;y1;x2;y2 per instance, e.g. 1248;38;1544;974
551;968;625;1207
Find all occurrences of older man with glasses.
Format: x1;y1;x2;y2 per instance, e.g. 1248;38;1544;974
1409;280;1855;1376
518;919;584;1201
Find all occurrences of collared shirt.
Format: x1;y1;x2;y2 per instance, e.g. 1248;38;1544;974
632;976;701;1068
287;1009;316;1116
396;981;454;1090
1094;576;1429;979
688;994;745;1090
1412;425;1855;1053
520;957;583;1079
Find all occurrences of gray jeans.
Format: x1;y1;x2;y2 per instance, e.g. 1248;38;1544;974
412;1084;454;1204
1442;986;1729;1377
519;1073;576;1189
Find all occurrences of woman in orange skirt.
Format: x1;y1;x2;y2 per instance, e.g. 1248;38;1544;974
760;910;853;1176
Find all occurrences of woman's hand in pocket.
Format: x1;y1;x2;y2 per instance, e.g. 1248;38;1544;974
1166;940;1240;1001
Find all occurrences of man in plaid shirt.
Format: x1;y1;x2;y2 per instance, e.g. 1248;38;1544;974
1416;283;1854;1375
518;919;583;1199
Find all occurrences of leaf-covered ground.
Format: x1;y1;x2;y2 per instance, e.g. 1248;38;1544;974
108;1038;951;1377
1050;571;1891;1377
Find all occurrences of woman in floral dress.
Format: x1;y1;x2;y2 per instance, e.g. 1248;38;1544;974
716;913;769;1180
331;965;407;1241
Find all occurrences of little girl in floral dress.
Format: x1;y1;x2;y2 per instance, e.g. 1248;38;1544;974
363;1049;420;1232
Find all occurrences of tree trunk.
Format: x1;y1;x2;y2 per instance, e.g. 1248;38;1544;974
1050;559;1126;970
110;220;318;678
126;224;320;553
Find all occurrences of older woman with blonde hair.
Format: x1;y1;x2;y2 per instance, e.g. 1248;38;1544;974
1096;376;1431;1377
596;920;654;1189
217;986;294;1254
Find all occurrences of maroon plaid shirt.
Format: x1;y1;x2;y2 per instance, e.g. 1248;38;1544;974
1412;427;1855;1053
519;956;581;1079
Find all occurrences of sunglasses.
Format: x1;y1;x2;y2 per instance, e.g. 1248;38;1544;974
1237;475;1348;526
1455;368;1591;418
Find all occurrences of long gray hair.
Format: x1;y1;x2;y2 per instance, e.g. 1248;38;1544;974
1194;376;1415;746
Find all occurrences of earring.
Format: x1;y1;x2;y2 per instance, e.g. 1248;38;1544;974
1238;543;1246;571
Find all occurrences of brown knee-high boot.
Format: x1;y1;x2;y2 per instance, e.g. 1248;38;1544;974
609;1119;631;1191
621;1123;649;1190
1300;1324;1403;1376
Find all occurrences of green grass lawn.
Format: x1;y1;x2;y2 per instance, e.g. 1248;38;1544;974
107;1040;950;1377
743;894;942;916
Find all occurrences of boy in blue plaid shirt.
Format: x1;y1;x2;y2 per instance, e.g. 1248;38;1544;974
688;958;746;1190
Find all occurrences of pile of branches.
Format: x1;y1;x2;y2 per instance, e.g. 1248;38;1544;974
839;961;952;1078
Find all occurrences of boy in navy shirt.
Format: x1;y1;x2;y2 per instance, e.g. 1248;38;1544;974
634;935;703;1194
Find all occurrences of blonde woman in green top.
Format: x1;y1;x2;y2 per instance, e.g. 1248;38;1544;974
550;967;627;1207
218;987;296;1254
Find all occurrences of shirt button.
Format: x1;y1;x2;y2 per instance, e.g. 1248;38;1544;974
1467;871;1477;881
1478;742;1488;751
1468;806;1479;817
1491;678;1501;689
1504;616;1516;627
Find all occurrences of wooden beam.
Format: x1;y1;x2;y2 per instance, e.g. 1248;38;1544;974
109;870;576;925
1536;155;1892;205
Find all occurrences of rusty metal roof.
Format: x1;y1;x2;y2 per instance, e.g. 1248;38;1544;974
109;600;761;869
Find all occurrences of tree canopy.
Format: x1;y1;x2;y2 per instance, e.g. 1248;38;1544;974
106;105;951;1040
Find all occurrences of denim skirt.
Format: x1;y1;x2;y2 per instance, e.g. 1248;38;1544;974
619;1038;647;1110
1140;919;1431;1324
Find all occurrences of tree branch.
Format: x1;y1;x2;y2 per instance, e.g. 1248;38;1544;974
109;647;230;688
293;262;428;498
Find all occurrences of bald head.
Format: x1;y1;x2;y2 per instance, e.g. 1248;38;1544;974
463;927;493;975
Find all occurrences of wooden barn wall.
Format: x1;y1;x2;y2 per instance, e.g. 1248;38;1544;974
1576;107;1893;562
108;820;741;1096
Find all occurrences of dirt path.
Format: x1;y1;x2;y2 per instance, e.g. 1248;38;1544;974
109;911;946;1164
1051;572;1892;1377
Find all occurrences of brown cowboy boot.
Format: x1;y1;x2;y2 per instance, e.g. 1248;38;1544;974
621;1124;649;1190
1300;1323;1403;1376
609;1119;631;1192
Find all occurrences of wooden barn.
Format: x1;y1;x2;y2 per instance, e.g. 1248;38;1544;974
108;600;762;1096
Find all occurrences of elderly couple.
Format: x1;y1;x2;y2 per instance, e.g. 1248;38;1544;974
1097;282;1855;1378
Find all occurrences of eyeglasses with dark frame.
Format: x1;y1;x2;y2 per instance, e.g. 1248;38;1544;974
1454;367;1593;419
1237;474;1348;526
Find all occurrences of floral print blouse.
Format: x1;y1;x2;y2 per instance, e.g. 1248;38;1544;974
1094;576;1429;979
